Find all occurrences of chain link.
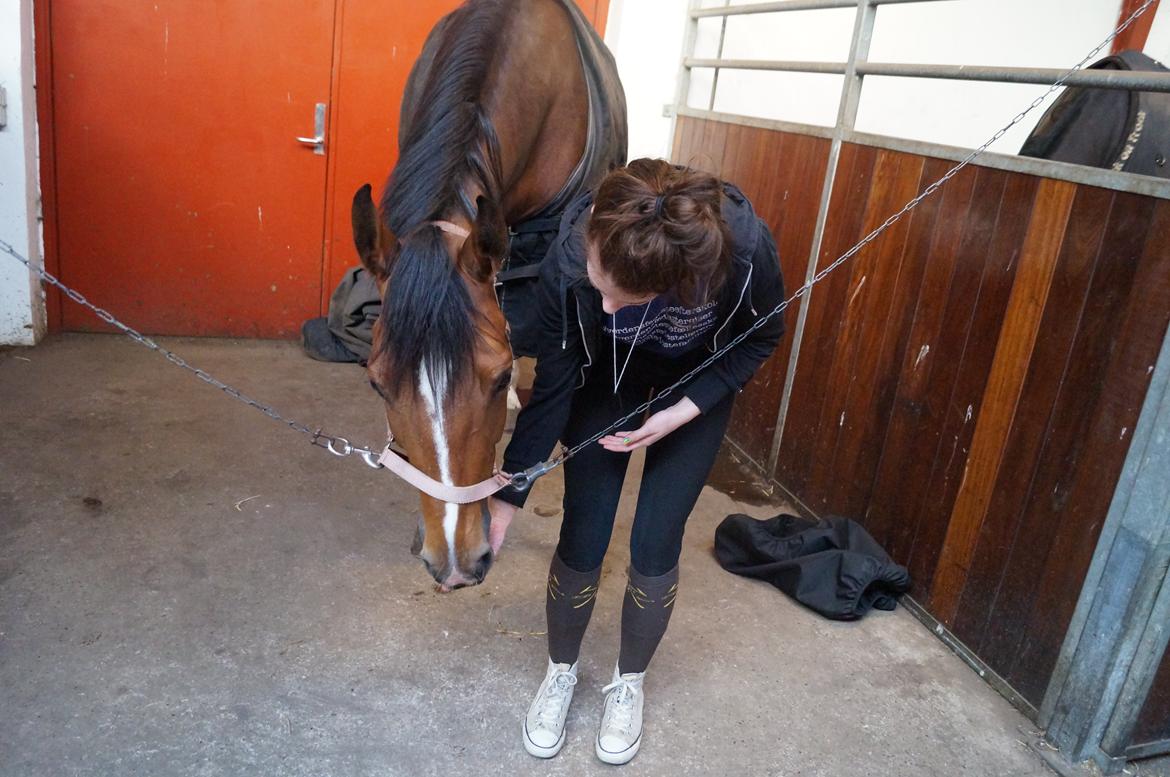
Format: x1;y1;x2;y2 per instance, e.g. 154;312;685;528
0;0;1155;489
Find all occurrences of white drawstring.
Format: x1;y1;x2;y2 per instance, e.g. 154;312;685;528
612;302;652;394
711;261;753;352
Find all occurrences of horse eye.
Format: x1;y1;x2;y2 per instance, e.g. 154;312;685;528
492;370;513;395
369;379;389;401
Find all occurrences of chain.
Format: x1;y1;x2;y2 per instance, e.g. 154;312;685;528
0;238;385;470
1;0;1156;492
535;0;1159;478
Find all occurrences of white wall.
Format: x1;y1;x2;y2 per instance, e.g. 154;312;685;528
604;0;692;160
610;0;1169;159
1147;0;1170;62
856;0;1123;152
0;0;44;345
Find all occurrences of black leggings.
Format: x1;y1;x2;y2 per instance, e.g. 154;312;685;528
555;372;734;577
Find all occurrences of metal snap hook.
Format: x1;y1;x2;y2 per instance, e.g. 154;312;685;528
326;437;352;457
360;449;384;469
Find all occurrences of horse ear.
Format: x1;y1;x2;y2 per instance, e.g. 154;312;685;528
462;195;507;282
351;184;395;278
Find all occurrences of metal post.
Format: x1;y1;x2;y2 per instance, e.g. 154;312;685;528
669;0;703;154
766;0;877;476
708;0;732;112
1040;322;1170;772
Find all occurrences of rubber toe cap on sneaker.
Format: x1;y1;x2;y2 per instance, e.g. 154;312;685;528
596;733;640;764
523;722;565;757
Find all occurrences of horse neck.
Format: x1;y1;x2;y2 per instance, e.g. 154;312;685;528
478;3;589;222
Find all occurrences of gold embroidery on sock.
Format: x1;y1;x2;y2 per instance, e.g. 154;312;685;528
572;584;599;609
662;582;678;608
547;572;563;601
626;583;652;609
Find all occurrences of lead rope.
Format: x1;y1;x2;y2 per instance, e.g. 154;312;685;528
0;0;1157;499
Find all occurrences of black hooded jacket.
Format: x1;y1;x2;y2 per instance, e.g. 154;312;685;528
496;183;786;508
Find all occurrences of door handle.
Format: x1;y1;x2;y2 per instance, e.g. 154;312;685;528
296;103;326;155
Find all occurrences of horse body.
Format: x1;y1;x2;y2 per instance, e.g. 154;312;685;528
351;0;626;590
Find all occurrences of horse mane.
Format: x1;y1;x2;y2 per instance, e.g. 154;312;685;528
378;0;509;394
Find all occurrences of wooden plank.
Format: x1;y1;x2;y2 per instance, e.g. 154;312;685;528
1112;0;1162;54
773;143;878;494
900;167;1011;598
910;171;1037;609
718;122;746;180
728;132;830;463
824;153;934;518
807;150;925;515
672;116;699;166
850;156;952;545
1005;193;1168;703
669;115;686;161
973;190;1154;696
950;184;1113;652
758;134;830;456
691;119;729;175
866;164;979;560
928;178;1076;624
727;129;796;460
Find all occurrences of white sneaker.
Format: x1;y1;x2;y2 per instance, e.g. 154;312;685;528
595;664;644;765
523;658;578;758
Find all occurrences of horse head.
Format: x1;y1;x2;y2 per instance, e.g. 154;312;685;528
351;183;512;591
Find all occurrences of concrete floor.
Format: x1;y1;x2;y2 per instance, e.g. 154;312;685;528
0;334;1060;777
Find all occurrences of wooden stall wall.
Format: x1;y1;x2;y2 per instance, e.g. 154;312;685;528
671;118;828;462
673;115;1170;710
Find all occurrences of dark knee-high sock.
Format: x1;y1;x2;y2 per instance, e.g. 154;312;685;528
545;553;602;665
619;565;679;674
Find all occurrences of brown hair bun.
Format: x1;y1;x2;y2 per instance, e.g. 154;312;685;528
587;158;731;306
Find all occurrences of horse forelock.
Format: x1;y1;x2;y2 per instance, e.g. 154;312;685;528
379;227;478;398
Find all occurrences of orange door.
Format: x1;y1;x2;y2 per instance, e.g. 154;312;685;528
49;0;336;337
45;0;609;337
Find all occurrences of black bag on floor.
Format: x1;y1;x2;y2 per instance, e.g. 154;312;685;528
1019;49;1170;178
714;513;911;621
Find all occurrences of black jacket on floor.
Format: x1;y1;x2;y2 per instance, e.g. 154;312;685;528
496;182;787;508
715;513;911;621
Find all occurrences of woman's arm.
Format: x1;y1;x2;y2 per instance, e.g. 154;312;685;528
495;257;587;509
597;396;701;452
682;219;786;414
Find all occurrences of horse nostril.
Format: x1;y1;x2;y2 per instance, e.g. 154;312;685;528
473;549;494;581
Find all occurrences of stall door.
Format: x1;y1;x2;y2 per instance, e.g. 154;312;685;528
49;0;337;337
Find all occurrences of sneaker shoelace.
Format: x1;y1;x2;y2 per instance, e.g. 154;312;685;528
535;671;577;729
601;678;639;736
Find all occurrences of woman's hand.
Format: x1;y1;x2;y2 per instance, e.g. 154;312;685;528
598;397;701;452
487;493;518;555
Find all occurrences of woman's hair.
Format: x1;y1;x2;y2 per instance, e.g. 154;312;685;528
587;158;731;306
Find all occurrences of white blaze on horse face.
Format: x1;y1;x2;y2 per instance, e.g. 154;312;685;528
418;362;459;575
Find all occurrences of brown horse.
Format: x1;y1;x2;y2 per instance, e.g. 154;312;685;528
350;0;626;590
